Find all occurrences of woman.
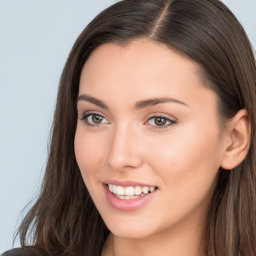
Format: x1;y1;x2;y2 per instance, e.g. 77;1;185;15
3;0;256;255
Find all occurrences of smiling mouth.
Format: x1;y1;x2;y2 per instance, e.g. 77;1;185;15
107;184;158;200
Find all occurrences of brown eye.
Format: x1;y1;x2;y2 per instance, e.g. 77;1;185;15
92;114;103;124
147;116;176;128
154;117;167;126
82;113;109;126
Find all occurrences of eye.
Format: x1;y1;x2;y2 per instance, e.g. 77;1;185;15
147;116;176;128
81;113;109;126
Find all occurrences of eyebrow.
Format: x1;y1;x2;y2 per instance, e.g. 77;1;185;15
77;94;109;109
77;94;188;109
135;97;188;109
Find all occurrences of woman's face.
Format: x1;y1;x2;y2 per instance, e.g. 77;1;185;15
75;39;227;239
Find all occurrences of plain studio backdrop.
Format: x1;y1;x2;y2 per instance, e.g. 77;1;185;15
0;0;255;253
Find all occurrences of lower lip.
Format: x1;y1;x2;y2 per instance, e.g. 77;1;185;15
104;185;157;211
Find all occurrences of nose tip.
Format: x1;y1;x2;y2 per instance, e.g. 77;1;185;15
106;128;143;171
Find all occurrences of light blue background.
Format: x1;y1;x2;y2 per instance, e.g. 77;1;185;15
0;0;255;253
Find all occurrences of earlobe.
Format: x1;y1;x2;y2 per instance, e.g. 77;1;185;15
220;109;251;170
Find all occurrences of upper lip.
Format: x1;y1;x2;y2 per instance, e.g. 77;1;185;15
102;179;157;187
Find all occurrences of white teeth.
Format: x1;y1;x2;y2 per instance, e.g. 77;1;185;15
116;186;125;195
125;186;134;196
142;186;149;194
108;184;157;197
134;186;142;195
150;186;155;192
116;195;139;200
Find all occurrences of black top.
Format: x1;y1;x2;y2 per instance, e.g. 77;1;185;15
2;248;27;256
2;248;41;256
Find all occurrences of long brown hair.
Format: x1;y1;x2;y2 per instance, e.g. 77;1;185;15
17;0;256;255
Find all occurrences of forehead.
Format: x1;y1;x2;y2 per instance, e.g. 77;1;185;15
81;39;199;84
79;39;216;111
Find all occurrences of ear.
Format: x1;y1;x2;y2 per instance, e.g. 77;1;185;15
220;109;251;170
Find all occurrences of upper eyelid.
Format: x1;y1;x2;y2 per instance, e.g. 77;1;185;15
82;112;105;118
79;110;109;119
82;112;108;121
146;112;178;121
148;116;174;122
146;116;176;125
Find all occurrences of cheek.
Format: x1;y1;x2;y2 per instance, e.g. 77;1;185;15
74;127;105;182
141;126;222;227
146;124;223;200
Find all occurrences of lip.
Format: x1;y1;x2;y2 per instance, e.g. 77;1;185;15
103;183;158;212
103;179;156;187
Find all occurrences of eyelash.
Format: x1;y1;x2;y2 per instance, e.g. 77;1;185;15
146;115;177;129
80;113;177;129
80;113;109;127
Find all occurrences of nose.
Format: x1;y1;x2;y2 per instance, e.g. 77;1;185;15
106;124;143;171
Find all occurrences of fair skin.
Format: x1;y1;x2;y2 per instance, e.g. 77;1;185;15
74;39;250;256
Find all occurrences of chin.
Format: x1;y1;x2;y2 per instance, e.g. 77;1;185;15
110;226;154;239
103;216;159;239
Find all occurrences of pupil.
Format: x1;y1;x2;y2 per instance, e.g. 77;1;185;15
155;117;166;126
92;115;102;123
